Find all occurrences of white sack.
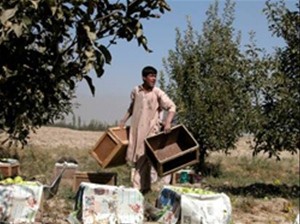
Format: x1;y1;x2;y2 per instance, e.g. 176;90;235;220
181;193;231;224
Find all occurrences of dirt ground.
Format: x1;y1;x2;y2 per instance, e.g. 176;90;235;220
4;126;299;224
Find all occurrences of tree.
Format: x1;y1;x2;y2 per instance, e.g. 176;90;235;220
249;0;300;159
0;0;170;145
161;0;299;168
162;0;250;170
77;116;81;129
72;114;76;127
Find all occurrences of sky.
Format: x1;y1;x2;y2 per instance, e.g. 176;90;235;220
71;0;297;125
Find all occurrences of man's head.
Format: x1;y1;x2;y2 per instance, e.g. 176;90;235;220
142;66;157;77
142;66;157;90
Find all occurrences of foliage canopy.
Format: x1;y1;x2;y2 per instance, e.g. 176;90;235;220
162;0;249;166
161;0;299;165
0;0;170;144
251;0;300;158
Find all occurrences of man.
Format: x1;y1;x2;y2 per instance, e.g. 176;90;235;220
119;65;176;194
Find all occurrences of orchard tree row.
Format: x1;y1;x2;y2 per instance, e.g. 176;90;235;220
160;0;299;166
49;115;111;131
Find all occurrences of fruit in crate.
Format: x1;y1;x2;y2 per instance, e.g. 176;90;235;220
170;186;214;195
14;176;23;183
1;177;14;184
0;176;39;186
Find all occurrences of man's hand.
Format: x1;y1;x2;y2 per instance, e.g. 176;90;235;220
119;119;126;129
119;112;131;129
163;122;171;134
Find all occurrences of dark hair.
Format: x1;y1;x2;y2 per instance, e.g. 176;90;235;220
142;66;157;77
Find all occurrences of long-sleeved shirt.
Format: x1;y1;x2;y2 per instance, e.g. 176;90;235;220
126;85;176;163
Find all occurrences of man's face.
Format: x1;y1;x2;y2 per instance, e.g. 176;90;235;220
143;73;157;89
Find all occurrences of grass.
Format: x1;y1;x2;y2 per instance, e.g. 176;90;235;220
1;140;299;223
203;151;299;223
204;154;299;187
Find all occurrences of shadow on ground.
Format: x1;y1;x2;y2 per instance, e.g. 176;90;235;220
211;183;299;198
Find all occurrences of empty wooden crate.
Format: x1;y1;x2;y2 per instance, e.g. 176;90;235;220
90;127;129;168
73;171;117;192
145;124;199;177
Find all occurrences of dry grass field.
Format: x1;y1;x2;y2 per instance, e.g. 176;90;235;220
1;126;299;224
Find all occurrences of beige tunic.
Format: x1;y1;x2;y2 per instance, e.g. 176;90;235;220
126;85;176;163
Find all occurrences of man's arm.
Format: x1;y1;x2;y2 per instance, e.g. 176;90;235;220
119;88;135;128
163;111;175;133
119;111;131;128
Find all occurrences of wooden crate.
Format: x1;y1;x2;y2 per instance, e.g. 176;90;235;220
145;124;199;177
0;159;20;178
54;162;78;180
73;171;117;192
90;126;129;168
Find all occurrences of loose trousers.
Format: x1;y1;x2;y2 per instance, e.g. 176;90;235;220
131;155;171;191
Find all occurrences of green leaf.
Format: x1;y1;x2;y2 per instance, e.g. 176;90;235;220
84;25;96;41
12;23;22;37
83;75;95;96
94;62;104;78
30;0;39;9
99;45;112;64
0;7;18;24
136;28;143;38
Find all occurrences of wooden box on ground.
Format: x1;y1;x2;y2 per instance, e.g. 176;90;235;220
0;159;20;178
145;124;199;177
54;162;78;180
171;169;202;184
90;127;129;168
73;171;117;192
